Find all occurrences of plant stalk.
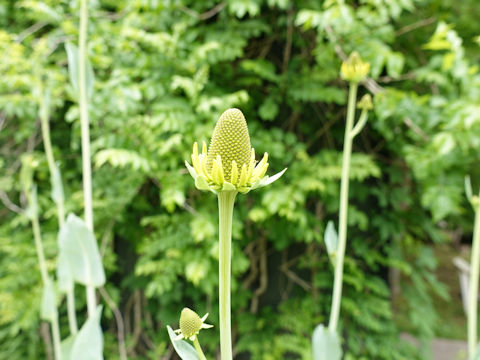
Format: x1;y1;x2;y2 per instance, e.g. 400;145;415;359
39;96;66;227
468;205;480;358
78;0;96;318
39;88;78;335
193;337;207;360
218;191;237;360
32;217;62;360
66;286;78;335
328;82;358;333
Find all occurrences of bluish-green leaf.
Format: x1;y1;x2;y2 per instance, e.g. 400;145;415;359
324;221;338;263
51;162;65;205
474;344;480;360
65;42;95;100
167;325;199;360
71;306;103;360
58;213;105;287
40;278;57;322
56;249;73;293
61;335;75;360
312;324;342;360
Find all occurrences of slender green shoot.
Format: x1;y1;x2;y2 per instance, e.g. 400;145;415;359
328;82;358;332
193;337;207;360
218;191;237;360
39;86;78;335
78;0;96;318
30;194;62;360
466;176;480;359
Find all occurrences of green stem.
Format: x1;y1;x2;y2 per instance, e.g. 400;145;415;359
67;286;78;335
78;0;96;318
218;191;237;360
32;217;49;286
193;337;207;360
468;205;480;358
50;309;62;360
32;218;62;360
39;87;78;335
328;82;358;333
39;94;66;227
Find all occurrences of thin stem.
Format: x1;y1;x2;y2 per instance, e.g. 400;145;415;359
99;286;128;360
328;82;358;333
468;205;480;358
349;109;368;139
67;286;78;335
218;191;237;360
32;218;62;360
32;217;49;285
193;337;207;360
79;0;93;230
50;309;62;360
87;284;97;317
39;86;78;335
78;0;97;318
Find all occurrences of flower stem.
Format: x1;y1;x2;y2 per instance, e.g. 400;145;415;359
32;217;62;360
328;82;358;333
78;0;96;318
193;337;207;360
218;191;237;360
39;86;78;335
39;93;66;227
468;204;480;358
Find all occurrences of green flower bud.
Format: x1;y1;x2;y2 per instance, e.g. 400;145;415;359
340;52;370;83
174;308;213;341
180;308;203;339
357;94;374;111
206;108;252;182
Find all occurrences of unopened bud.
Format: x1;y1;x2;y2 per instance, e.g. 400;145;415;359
341;52;370;83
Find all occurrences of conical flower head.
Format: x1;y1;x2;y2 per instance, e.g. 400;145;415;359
173;307;213;341
185;108;287;194
179;308;202;339
206;108;251;182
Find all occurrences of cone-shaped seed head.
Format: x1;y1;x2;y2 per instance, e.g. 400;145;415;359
206;108;252;182
179;308;202;339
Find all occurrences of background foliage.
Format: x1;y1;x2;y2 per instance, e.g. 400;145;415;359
1;0;480;359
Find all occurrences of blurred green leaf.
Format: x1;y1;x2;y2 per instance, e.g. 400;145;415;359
71;306;103;360
312;324;342;360
324;221;338;264
58;214;105;287
167;325;199;360
65;42;95;100
40;278;56;322
61;336;75;360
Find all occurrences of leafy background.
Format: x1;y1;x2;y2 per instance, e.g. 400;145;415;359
1;0;480;359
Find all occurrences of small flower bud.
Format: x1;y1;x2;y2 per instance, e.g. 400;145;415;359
174;308;213;341
340;52;370;83
179;308;203;339
357;94;374;111
472;195;480;209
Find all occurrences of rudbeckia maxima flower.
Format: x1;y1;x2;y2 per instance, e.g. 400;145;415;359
185;108;286;194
